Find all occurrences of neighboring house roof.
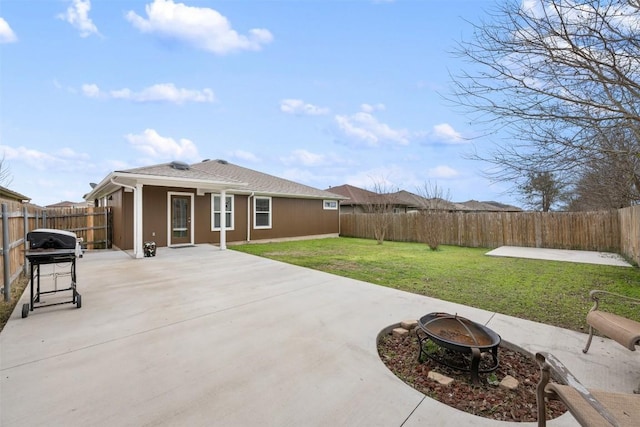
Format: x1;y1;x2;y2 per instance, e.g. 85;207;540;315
458;200;522;212
325;184;379;205
0;185;30;203
325;184;414;208
85;160;345;201
389;190;460;211
46;201;91;208
482;201;522;212
326;184;522;212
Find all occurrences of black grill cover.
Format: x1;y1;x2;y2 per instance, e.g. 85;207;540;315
28;228;78;250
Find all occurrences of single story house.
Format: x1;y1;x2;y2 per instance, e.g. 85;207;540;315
0;185;30;204
84;159;345;258
46;201;92;209
327;184;522;213
325;184;412;213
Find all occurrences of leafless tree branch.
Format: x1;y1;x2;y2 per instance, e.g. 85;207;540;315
448;0;640;208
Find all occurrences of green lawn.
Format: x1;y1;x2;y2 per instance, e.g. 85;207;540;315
231;237;640;332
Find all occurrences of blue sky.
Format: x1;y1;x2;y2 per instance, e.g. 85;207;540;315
0;0;516;207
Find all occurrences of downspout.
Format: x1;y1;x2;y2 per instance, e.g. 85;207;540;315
111;178;143;259
247;192;254;243
219;189;226;250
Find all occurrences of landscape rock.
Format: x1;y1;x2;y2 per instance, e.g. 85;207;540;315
428;371;454;386
392;327;409;337
400;319;418;330
500;375;519;391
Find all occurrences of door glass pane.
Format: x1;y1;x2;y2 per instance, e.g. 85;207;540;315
172;198;188;238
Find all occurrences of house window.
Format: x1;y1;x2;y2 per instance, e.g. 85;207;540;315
212;194;234;230
323;200;338;210
254;196;272;229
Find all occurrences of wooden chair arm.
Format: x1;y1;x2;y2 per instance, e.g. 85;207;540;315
536;352;619;427
588;290;640;312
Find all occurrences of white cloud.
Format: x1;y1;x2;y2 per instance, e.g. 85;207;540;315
229;150;260;163
0;144;89;172
56;147;90;160
360;103;385;113
344;167;401;191
279;168;317;184
335;112;410;146
432;123;466;144
58;0;100;38
82;83;101;98
428;165;459;178
114;84;214;104
0;18;17;43
281;149;336;167
125;129;199;161
126;0;273;55
280;99;330;116
2;145;59;169
82;83;214;104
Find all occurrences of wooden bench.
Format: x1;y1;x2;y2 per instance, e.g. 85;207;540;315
536;352;640;427
581;290;640;394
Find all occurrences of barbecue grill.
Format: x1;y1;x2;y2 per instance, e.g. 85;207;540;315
22;228;82;318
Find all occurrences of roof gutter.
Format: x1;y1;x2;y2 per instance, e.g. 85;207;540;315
111;177;135;192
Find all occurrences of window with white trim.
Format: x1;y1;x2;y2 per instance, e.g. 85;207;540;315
323;200;338;210
254;196;272;229
212;194;234;230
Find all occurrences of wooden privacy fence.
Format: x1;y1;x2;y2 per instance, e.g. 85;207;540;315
0;203;110;301
619;205;640;266
341;206;640;265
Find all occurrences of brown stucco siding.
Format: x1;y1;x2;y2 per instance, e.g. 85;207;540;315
194;194;249;244
142;186;172;247
111;186;339;249
139;186;250;246
107;188;134;250
249;197;339;241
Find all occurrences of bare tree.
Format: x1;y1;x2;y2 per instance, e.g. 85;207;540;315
449;0;640;204
363;178;396;245
519;171;563;211
415;181;452;250
565;151;639;210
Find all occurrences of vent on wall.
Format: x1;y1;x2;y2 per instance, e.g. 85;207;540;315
170;161;190;170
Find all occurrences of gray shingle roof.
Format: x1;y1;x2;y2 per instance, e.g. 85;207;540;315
122;160;344;199
325;184;379;205
193;160;344;199
119;162;245;185
389;191;461;210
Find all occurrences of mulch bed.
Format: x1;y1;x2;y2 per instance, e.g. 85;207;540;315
377;330;568;422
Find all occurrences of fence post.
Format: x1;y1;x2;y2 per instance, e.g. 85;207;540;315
87;207;94;250
2;203;10;302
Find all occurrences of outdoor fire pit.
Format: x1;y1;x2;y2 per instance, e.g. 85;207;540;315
417;312;501;383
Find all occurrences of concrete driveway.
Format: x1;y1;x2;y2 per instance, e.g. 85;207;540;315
1;245;638;426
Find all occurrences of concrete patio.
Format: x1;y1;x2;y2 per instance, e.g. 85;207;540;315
1;245;638;426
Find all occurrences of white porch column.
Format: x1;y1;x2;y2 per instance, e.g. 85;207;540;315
134;183;144;258
219;189;226;250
